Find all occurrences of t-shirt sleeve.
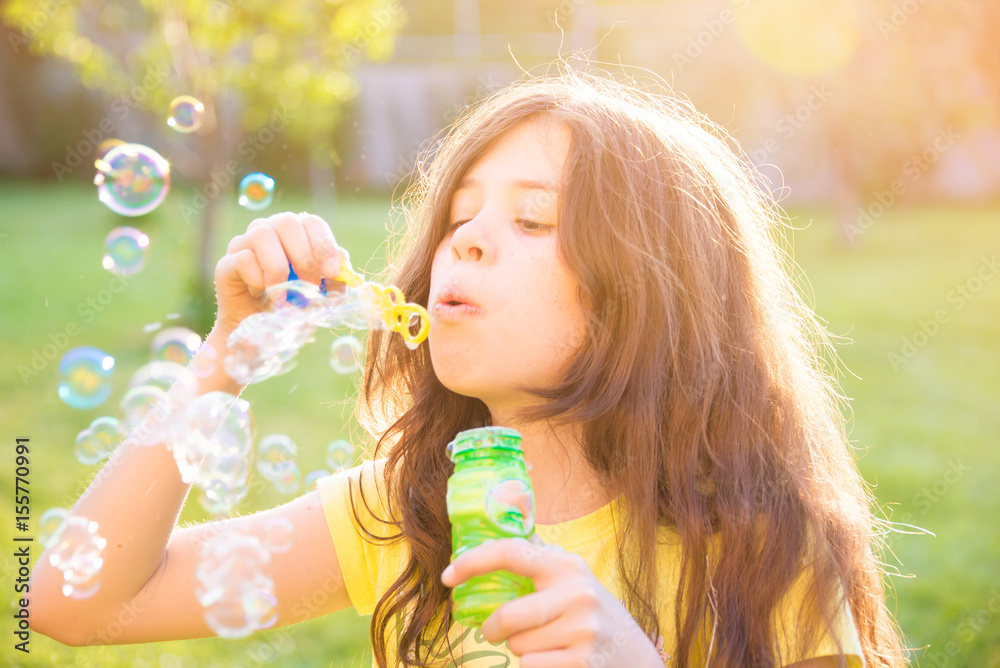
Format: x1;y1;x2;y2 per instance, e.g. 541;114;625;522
771;564;866;667
316;457;401;617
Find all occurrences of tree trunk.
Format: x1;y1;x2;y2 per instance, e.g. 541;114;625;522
189;115;223;335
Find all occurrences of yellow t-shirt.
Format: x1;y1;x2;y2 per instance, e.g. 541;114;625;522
317;458;866;668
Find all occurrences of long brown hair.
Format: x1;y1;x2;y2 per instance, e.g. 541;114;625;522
349;60;907;668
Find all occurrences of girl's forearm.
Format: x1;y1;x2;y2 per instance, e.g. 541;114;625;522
29;326;244;632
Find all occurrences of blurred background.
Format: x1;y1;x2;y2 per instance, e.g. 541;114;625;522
0;0;998;666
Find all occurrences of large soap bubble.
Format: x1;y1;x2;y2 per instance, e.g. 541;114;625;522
94;143;170;216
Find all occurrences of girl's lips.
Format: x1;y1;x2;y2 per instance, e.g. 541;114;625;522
431;301;482;320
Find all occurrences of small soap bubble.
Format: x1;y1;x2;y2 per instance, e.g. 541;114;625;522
38;508;70;548
262;517;294;553
94;143;170;217
75;416;121;465
151;326;202;365
304;468;331;489
486;479;535;536
102;226;150;275
272;463;301;495
255;434;297;481
47;515;107;599
329;335;364;374
120;384;167;434
200;479;249;517
167;95;205;133
58;347;115;410
243;589;279;629
238;172;275;211
325;439;356;471
143;321;163;333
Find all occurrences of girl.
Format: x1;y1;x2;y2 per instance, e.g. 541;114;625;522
29;63;908;668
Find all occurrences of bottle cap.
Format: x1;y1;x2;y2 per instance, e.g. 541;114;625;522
446;426;523;460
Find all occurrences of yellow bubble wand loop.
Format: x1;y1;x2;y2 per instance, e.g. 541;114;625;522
333;259;429;348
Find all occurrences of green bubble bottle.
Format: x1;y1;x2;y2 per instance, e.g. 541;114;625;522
445;426;536;628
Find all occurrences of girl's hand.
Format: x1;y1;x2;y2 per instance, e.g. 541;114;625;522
441;536;665;668
213;212;348;334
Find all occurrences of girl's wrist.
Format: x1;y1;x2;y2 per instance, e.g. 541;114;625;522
194;325;244;396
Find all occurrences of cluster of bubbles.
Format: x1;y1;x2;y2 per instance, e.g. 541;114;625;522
58;346;115;410
94;142;171;217
172;391;255;516
223;269;428;386
39;509;108;599
103;226;150;275
195;528;279;638
238;172;276;211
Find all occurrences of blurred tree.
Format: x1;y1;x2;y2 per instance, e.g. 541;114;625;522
818;0;1000;246
1;0;406;331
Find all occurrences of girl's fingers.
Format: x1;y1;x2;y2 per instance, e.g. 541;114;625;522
442;537;574;588
300;213;346;279
480;587;571;646
243;225;294;292
269;213;322;285
215;248;266;298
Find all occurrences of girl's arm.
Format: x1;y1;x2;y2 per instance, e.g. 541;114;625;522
28;325;351;645
29;212;354;645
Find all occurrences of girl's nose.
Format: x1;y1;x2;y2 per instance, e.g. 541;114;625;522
449;213;494;263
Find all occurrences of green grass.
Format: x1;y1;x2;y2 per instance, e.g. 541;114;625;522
1;181;998;666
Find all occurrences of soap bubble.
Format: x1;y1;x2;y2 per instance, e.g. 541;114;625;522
224;312;316;385
271;463;301;495
200;479;249;517
262;517;294;553
151;327;202;365
242;589;279;629
325;439;355;471
94;143;170;216
58;347;115;410
329;335;364;374
129;360;200;404
167;95;205;133
102;226;150;275
120;384;167;434
195;529;276;638
486;479;535;536
304;468;331;489
38;508;70;548
75;416;121;465
256;434;297;481
238;172;275;211
171;391;254;491
47;515;107;599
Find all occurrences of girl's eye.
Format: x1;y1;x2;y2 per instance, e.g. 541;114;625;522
516;218;551;232
447;220;470;234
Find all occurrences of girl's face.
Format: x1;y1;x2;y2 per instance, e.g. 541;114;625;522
427;116;586;417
